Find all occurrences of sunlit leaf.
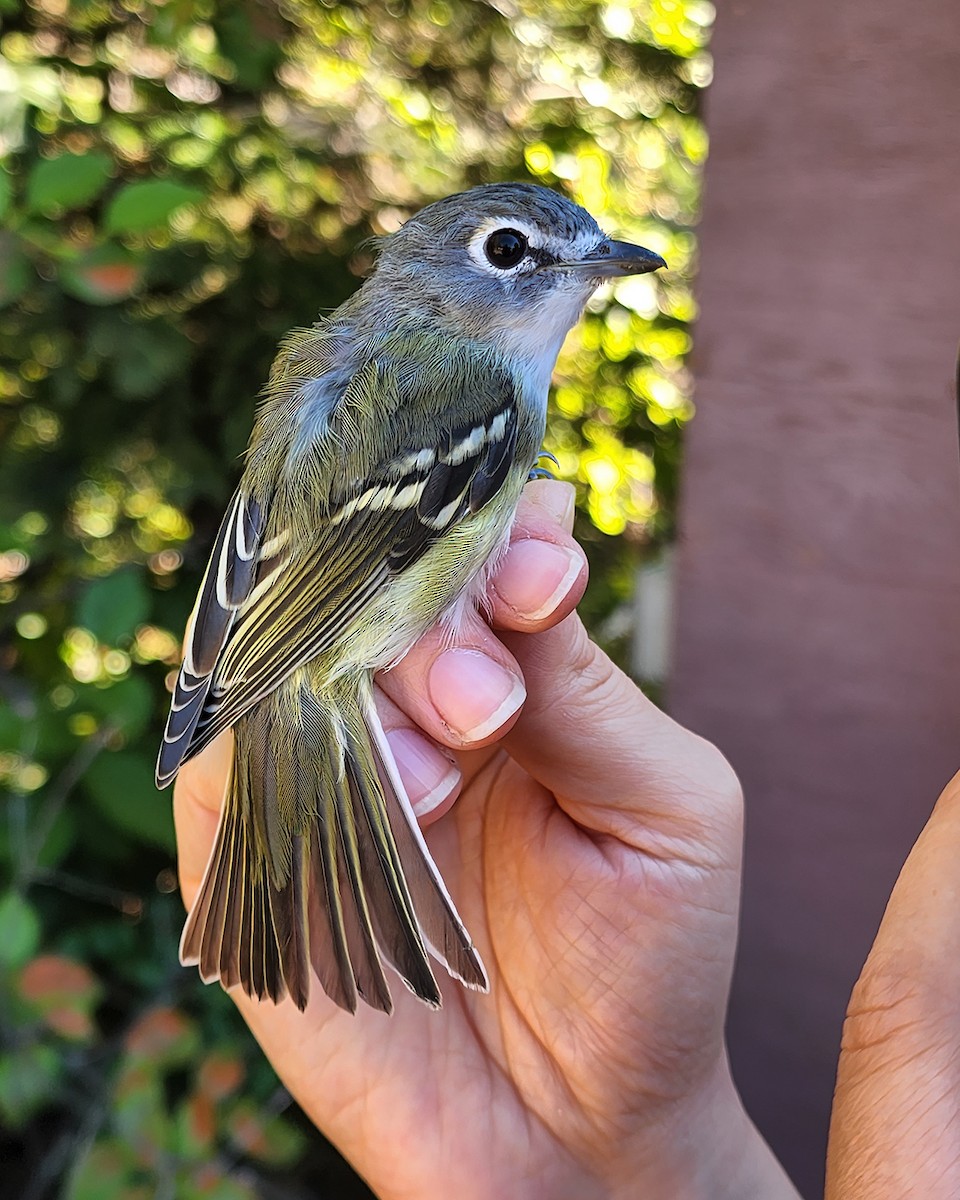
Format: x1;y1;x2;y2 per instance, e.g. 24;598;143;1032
104;181;204;235
26;152;113;213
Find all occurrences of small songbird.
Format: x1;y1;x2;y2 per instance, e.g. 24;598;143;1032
157;183;665;1013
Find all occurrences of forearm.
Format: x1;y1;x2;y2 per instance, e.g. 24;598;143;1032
825;773;960;1199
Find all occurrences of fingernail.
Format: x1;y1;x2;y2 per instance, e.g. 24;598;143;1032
494;539;583;621
429;650;526;742
524;479;576;531
387;727;461;818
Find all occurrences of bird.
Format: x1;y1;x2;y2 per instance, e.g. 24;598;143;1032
156;182;665;1014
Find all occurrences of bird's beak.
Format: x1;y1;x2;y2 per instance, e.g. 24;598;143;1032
555;239;667;278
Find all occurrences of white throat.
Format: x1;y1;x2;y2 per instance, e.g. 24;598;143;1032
490;285;591;402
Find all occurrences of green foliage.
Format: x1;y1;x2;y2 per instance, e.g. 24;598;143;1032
104;180;205;235
0;889;40;967
0;0;709;1195
25;151;113;213
84;750;175;852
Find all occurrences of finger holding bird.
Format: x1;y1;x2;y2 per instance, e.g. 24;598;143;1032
377;479;587;753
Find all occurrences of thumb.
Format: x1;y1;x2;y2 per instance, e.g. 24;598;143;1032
501;614;743;856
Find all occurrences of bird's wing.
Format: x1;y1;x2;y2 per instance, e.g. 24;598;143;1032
156;488;264;786
157;362;522;786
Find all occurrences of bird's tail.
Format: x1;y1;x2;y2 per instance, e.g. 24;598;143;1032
179;676;488;1012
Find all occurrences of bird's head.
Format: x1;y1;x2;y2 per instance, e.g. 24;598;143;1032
366;183;665;381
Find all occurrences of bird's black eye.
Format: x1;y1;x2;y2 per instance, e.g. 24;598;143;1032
484;228;528;269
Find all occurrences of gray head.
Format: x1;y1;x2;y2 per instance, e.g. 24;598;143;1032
367;183;665;372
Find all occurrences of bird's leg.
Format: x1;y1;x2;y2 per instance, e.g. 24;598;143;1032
527;450;560;481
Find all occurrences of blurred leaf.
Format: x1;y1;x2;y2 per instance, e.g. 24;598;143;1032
88;314;190;397
0;233;32;307
84;751;175;851
0;1042;61;1127
34;806;79;870
81;674;154;739
111;322;189;398
104;181;204;235
214;9;285;89
26;152;113;213
0;702;24;750
77;571;151;643
60;246;145;305
181;1165;259;1200
0;891;41;968
228;1099;306;1167
198;1051;245;1100
0;172;11;220
65;1139;135;1200
112;1060;168;1167
176;1091;217;1159
19;954;102;1040
124;1005;198;1067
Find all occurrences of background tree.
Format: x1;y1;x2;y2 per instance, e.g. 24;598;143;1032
0;1;711;1195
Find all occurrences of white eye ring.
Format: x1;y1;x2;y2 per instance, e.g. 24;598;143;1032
467;217;541;277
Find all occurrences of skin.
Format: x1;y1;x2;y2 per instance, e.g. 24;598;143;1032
826;769;960;1197
177;478;960;1198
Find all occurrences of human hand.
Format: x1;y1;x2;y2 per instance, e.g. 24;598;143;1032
827;771;960;1198
175;480;798;1200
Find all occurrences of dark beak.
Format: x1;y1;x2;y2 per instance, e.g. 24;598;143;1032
556;238;666;278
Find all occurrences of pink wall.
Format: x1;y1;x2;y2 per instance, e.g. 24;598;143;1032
670;3;960;1194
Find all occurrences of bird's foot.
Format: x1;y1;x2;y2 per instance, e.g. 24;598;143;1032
528;450;559;482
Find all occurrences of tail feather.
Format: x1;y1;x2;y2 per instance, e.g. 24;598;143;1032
235;827;254;993
217;815;243;990
180;761;232;983
236;748;285;1004
341;717;441;1007
266;833;310;1011
305;819;359;1013
364;696;488;991
197;816;231;982
178;674;488;1012
328;753;394;1012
